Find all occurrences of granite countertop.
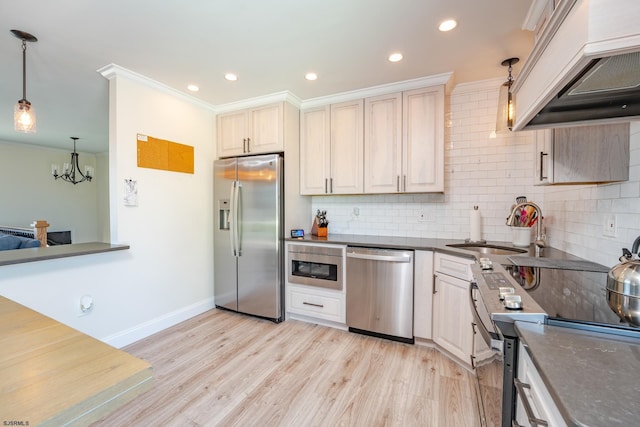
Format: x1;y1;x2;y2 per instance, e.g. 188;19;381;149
286;234;609;271
515;321;640;426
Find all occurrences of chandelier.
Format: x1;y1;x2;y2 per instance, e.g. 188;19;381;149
11;29;38;133
52;137;94;185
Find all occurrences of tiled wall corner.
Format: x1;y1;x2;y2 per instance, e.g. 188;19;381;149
544;122;640;267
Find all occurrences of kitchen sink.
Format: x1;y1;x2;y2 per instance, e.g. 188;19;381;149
446;243;528;255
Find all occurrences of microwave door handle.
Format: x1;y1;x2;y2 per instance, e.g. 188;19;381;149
469;282;503;353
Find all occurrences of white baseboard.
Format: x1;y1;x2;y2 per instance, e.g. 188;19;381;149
102;297;215;348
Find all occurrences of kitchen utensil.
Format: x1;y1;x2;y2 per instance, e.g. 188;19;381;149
516;196;527;204
607;235;640;326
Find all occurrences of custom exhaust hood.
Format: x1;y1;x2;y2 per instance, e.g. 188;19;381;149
512;0;640;131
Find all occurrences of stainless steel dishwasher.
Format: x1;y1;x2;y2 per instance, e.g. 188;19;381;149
346;246;414;343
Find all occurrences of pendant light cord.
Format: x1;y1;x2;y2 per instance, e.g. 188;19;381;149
21;39;27;101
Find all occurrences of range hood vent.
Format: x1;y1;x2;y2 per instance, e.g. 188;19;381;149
512;0;640;130
528;52;640;127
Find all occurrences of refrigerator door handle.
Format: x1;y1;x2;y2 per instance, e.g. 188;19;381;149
235;182;243;256
229;182;237;256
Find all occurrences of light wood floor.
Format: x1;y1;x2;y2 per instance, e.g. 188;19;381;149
93;309;481;427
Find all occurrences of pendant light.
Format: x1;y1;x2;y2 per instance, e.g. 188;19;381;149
496;57;519;132
11;29;38;133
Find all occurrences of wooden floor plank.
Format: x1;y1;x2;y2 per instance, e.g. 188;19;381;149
93;309;481;427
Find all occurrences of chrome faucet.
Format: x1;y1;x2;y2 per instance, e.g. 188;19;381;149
506;201;545;257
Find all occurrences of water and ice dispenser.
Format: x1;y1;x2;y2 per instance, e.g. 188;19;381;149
218;199;230;230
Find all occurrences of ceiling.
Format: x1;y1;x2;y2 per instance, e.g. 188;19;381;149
0;0;534;154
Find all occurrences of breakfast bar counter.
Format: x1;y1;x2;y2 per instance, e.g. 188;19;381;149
0;296;152;426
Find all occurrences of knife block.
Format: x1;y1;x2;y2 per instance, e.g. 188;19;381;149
311;218;328;237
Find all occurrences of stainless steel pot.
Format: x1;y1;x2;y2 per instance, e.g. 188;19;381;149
607;236;640;327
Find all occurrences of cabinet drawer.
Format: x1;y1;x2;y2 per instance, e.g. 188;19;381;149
434;252;474;281
288;286;345;323
516;343;567;427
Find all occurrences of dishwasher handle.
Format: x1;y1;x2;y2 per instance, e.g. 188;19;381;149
346;249;412;263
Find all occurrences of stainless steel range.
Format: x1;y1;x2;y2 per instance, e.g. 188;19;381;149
470;261;546;427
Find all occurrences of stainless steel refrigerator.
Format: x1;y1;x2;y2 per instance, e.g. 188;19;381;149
214;153;284;322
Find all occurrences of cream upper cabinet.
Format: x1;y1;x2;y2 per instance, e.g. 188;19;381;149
402;86;444;192
534;123;630;185
364;93;403;193
330;100;364;194
217;110;248;157
364;86;444;193
300;100;364;195
300;106;331;195
217;103;284;157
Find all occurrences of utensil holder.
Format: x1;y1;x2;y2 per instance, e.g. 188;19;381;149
511;227;531;247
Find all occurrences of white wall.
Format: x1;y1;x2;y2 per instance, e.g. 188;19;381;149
0;74;216;347
0;140;99;242
312;79;543;243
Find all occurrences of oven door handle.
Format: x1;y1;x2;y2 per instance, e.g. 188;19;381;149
469;282;503;353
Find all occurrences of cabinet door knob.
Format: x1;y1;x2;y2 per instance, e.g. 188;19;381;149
246;137;251;153
243;138;247;153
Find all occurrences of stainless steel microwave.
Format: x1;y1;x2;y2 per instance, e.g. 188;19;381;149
287;243;344;290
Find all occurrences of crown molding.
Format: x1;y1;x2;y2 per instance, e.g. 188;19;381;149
214;91;302;114
97;63;217;112
300;72;453;109
451;77;504;95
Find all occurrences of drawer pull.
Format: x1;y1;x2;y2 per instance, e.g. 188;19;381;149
303;301;324;308
514;378;548;426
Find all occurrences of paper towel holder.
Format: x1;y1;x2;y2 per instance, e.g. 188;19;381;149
466;205;486;244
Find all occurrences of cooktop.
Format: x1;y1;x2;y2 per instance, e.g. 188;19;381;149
503;264;637;333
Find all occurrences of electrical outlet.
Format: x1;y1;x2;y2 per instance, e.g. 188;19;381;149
418;212;433;222
77;294;94;317
603;215;617;237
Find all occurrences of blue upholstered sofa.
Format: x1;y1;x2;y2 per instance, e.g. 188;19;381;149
0;233;41;251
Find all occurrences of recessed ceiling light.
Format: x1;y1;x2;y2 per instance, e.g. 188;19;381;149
388;53;403;63
224;73;238;81
438;19;457;32
305;72;318;81
187;84;199;92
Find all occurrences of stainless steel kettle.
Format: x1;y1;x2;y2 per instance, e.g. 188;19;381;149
607;235;640;327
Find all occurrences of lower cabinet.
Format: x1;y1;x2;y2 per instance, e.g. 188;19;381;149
515;342;567;427
287;284;345;324
433;253;475;364
413;250;434;339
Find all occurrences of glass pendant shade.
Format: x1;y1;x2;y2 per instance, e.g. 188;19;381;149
496;57;519;132
496;81;513;132
14;99;36;133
